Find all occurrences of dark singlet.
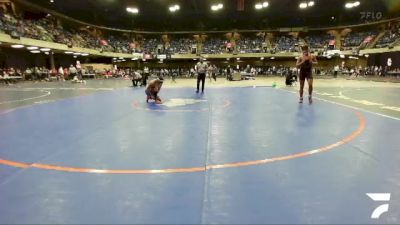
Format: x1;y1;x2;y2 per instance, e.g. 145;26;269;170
300;57;312;80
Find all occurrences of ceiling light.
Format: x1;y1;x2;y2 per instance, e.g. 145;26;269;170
308;1;314;7
211;3;223;11
126;7;139;14
26;46;38;50
345;1;360;9
11;44;24;48
256;1;269;10
40;48;51;51
260;57;264;60
299;2;308;9
73;52;81;55
236;58;240;60
73;56;77;58
30;50;40;53
65;51;74;54
270;57;275;59
81;53;89;56
169;4;180;12
50;0;54;2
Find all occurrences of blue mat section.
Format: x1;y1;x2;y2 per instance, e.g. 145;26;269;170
0;87;399;224
0;169;205;224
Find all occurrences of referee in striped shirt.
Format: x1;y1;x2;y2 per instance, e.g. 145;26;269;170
196;58;208;93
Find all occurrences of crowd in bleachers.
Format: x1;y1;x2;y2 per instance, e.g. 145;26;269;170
103;35;130;53
202;38;227;54
305;34;333;49
166;38;195;54
140;38;160;54
0;11;150;53
273;36;298;52
0;9;399;57
376;25;400;48
235;36;264;53
0;11;102;49
342;30;379;49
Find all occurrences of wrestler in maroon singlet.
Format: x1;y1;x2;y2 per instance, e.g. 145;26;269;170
296;45;318;104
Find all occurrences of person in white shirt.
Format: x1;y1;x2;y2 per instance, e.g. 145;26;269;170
190;68;195;77
212;65;217;82
132;71;142;87
142;66;150;86
334;65;339;78
195;58;207;93
69;65;77;80
207;65;213;82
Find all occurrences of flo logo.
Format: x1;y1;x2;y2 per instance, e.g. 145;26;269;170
360;11;383;21
366;193;391;219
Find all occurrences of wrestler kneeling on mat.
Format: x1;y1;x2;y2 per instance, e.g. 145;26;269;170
296;45;317;104
145;78;164;104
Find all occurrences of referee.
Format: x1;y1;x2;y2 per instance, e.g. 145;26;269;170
196;58;208;93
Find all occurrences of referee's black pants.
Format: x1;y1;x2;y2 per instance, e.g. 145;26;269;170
197;73;206;92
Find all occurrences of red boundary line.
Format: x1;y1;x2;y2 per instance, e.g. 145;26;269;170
0;111;365;174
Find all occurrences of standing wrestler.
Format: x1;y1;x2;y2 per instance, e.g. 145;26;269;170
296;45;317;104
